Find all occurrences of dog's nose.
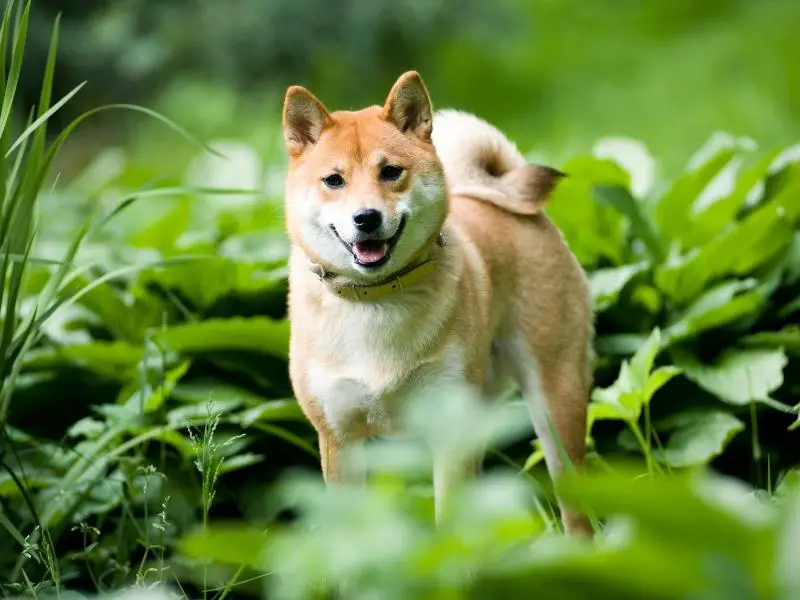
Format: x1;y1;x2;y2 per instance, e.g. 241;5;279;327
352;208;382;233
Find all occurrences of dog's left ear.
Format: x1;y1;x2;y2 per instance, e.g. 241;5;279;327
383;71;433;142
283;85;331;157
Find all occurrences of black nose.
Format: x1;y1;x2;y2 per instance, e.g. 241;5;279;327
352;208;382;233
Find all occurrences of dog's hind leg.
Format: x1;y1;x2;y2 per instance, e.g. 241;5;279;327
503;333;593;537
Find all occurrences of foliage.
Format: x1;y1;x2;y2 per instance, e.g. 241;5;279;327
19;0;800;178
1;3;800;599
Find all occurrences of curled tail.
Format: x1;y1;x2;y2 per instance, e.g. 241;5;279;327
431;109;564;215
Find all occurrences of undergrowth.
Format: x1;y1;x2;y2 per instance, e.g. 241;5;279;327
1;2;799;599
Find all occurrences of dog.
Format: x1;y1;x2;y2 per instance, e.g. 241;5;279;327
281;71;593;536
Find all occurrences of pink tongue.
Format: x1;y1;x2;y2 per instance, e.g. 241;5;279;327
353;240;387;264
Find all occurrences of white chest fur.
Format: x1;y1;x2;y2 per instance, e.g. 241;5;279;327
300;284;462;438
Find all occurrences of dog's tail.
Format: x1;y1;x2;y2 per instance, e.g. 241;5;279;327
431;109;564;215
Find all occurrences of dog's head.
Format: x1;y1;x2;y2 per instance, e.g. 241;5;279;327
282;71;447;281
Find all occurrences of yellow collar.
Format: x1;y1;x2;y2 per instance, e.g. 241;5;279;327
325;259;438;301
311;232;445;302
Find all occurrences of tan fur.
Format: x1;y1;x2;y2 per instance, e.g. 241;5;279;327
282;72;594;537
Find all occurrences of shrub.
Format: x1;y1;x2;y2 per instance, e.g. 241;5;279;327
1;3;799;598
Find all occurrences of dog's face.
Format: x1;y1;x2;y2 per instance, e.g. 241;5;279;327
282;72;447;282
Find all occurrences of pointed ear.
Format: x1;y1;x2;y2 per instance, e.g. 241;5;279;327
382;71;433;141
282;85;331;156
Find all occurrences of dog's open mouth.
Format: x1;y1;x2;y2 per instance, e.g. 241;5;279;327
332;217;406;269
352;239;388;265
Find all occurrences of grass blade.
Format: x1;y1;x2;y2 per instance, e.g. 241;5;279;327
0;0;29;139
5;81;86;158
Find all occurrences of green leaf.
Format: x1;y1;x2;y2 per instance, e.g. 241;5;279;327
157;317;289;359
67;417;106;440
664;280;764;344
218;452;265;474
588;262;649;312
629;327;663;382
655;177;800;304
178;524;269;570
135;360;191;413
594;185;665;262
688;150;782;248
590;328;676;423
676;348;788;406
595;333;651;357
776;477;800;592
654;144;737;248
546;156;629;265
234;400;305;426
556;469;775;574
642;366;682;405
128;196;191;251
59;273;163;341
740;326;800;354
140;254;287;310
588;401;631;424
166;399;243;427
660;411;745;468
21;341;144;379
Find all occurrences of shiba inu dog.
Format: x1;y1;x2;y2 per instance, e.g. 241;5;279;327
282;71;594;536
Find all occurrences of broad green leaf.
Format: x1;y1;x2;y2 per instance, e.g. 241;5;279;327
590;328;676;423
59;273;163;341
654;144;737;248
588;262;648;312
630;283;663;314
688;150;782;248
595;185;665;261
741;326;800;353
779;296;800;319
219;229;291;264
660;411;745;468
21;340;145;380
781;232;800;286
629;327;663;383
128;196;191;251
178;524;269;570
166;398;243;427
234;399;305;426
588;401;631;425
136;360;191;413
67;417;106;439
676;348;787;406
664;280;764;344
556;469;775;571
157;316;289;359
762;161;800;207
776;481;800;593
642;366;682;405
218;452;265;474
595;333;651;357
546;156;629;265
655;177;800;304
140;253;287;310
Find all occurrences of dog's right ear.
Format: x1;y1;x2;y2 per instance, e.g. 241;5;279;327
283;86;331;157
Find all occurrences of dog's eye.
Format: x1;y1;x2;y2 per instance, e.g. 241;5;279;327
322;173;345;189
379;165;404;182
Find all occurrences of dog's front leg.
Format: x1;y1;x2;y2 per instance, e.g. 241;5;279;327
318;430;343;483
426;373;486;525
432;452;482;525
318;430;367;485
